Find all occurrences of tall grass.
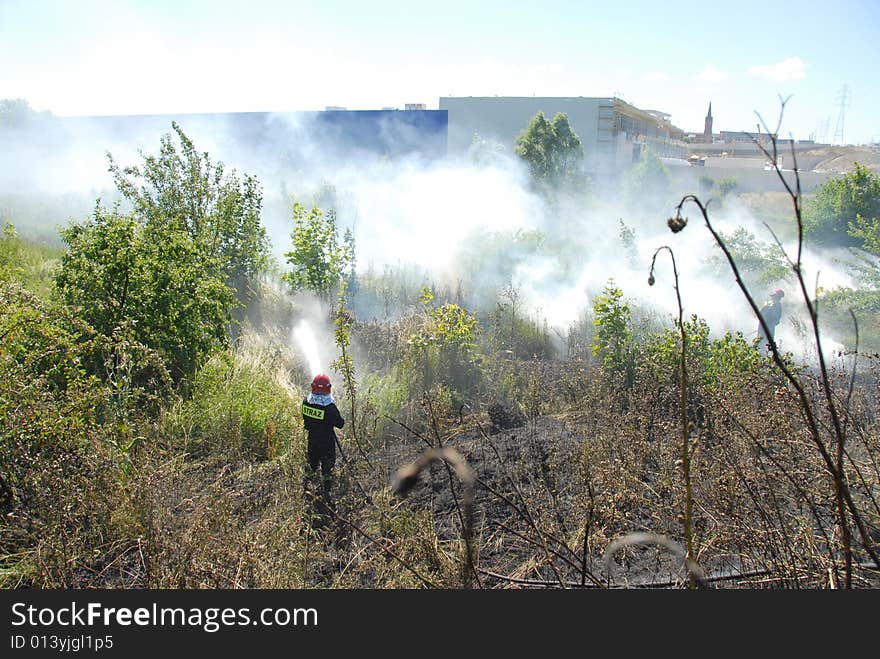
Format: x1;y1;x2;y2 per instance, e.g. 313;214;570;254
161;334;303;463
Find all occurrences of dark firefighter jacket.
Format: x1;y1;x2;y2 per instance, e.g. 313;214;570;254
302;399;345;444
758;299;782;341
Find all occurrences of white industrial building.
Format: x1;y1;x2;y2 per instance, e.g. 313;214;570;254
439;96;687;172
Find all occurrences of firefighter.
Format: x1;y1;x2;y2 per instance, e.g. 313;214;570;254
302;373;345;498
757;289;785;350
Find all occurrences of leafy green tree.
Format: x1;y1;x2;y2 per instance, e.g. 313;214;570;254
0;98;43;130
283;202;354;302
57;206;233;381
591;281;634;382
56;122;270;379
820;198;880;329
624;148;671;209
804;164;880;248
514;112;584;193
108;121;269;316
703;227;789;288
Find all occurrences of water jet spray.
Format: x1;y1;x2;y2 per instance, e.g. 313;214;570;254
294;319;322;376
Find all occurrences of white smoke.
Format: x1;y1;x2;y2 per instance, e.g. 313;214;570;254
1;106;869;363
293;319;322;377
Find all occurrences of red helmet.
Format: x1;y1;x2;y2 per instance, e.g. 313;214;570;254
771;289;785;298
311;373;332;394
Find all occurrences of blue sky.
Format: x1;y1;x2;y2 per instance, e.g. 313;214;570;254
2;0;878;143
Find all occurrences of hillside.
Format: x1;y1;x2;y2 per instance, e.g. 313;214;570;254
799;146;880;174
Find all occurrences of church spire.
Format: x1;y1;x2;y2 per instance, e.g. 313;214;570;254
703;102;714;141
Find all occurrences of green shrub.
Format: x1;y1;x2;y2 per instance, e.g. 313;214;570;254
643;314;763;389
0;283;167;587
400;288;483;405
57;207;235;382
805;164;880;248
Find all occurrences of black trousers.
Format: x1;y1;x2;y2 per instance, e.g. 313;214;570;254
307;435;336;478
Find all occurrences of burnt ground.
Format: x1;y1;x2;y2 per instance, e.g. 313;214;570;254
298;402;880;589
360;415;705;589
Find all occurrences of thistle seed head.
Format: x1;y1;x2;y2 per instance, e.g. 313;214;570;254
667;215;688;233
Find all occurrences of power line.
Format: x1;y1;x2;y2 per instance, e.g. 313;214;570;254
833;84;848;145
815;116;830;144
